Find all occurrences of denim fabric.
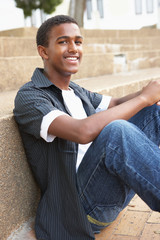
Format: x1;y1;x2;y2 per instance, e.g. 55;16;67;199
76;105;160;233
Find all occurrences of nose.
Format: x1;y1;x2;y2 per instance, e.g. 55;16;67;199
68;41;78;53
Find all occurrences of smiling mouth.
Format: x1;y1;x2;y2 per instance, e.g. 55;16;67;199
65;56;79;61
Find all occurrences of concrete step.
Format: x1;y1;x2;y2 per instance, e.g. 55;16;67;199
0;27;37;37
1;36;160;57
0;90;17;119
0;37;38;57
1;27;160;38
84;36;160;48
81;28;160;38
0;53;114;91
1;52;160;92
0;67;160;118
0;37;144;57
1;67;160;119
124;50;160;72
74;67;160;96
0;56;43;91
1;68;160;239
76;50;160;78
84;43;156;54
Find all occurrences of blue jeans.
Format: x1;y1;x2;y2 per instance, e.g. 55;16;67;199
76;105;160;234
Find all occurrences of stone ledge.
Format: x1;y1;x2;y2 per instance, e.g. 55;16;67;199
0;116;39;240
81;28;160;38
1;27;160;38
74;67;160;96
1;68;160;119
0;27;37;37
0;37;38;57
1;36;160;57
1;54;160;92
0;90;17;118
0;54;114;91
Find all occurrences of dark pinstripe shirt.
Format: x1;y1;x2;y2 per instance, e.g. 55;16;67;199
14;68;102;240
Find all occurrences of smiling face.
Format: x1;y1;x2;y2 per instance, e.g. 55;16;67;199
42;23;83;78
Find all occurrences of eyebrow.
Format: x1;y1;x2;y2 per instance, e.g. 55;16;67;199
56;35;83;41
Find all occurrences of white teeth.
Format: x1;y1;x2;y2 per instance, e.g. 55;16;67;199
66;57;78;60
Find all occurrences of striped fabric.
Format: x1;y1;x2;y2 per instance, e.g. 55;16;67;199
13;68;102;240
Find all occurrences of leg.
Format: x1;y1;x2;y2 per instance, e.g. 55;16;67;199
129;104;160;146
77;119;160;233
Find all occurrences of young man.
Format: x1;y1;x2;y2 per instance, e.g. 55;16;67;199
14;15;160;240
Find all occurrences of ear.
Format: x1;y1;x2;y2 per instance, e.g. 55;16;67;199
37;45;49;60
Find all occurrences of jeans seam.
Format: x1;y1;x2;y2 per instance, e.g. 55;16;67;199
79;152;105;200
141;112;159;132
107;145;160;197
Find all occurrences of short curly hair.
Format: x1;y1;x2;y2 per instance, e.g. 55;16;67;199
36;15;78;47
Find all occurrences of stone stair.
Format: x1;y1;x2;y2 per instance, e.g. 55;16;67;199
1;27;160;240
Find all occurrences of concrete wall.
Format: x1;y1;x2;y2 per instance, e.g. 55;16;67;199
84;0;158;29
0;116;39;240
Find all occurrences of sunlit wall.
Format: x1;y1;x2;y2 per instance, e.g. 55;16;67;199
84;0;159;29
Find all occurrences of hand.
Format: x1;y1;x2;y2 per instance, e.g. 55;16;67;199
140;79;160;106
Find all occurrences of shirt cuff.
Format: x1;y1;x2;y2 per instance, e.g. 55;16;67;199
40;110;67;142
96;95;112;112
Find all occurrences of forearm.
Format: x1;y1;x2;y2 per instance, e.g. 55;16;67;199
50;94;147;144
49;79;160;144
81;94;147;143
117;90;141;105
110;90;141;107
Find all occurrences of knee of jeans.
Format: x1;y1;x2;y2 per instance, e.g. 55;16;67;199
103;120;134;144
106;119;130;133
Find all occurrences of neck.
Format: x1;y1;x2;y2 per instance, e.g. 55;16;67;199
43;68;71;90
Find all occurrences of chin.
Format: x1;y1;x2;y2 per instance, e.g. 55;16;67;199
65;68;79;76
71;69;78;74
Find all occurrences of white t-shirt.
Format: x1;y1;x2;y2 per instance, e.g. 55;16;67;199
40;88;111;171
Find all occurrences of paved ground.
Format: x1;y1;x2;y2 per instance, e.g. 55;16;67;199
9;195;160;240
95;195;160;240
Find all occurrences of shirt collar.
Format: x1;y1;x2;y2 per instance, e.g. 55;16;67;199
31;68;56;88
31;68;78;93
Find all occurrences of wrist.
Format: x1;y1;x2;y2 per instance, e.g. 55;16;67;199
137;94;149;108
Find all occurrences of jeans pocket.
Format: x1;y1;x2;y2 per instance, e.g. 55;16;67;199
87;205;121;233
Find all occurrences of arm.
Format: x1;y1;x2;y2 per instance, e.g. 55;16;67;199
108;91;141;108
48;79;160;144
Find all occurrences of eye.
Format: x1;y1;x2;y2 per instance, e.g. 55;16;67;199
58;40;68;44
75;40;83;45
